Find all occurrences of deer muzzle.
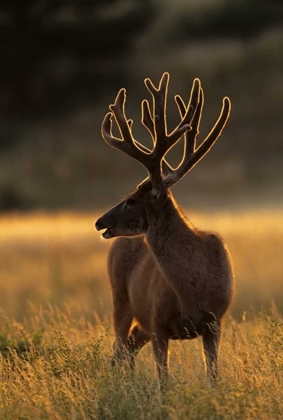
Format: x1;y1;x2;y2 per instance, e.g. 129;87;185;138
95;218;114;239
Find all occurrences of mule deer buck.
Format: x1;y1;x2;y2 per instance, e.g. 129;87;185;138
95;72;234;381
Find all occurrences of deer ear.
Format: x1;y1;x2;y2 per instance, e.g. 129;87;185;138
150;185;168;210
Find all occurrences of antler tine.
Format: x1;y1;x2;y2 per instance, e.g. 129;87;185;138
164;94;231;189
137;76;202;189
144;72;194;162
144;72;168;142
141;99;155;144
159;78;202;180
140;97;181;177
189;96;231;166
175;77;202;153
101;74;230;194
174;85;204;165
101;88;152;168
102;72;195;192
101;85;178;188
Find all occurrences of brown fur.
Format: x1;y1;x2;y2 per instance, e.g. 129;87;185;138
95;73;234;381
96;189;233;380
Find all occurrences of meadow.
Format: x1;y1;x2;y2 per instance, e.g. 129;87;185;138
0;209;283;419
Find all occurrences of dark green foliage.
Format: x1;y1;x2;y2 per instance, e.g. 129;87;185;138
0;0;282;211
0;185;36;211
0;0;156;117
0;323;43;360
166;0;281;44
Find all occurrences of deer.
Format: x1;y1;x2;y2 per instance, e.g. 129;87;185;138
95;72;234;382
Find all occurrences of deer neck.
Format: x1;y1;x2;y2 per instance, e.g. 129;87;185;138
146;190;193;236
145;192;195;269
145;193;198;315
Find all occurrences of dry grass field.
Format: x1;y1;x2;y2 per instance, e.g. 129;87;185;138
0;210;283;419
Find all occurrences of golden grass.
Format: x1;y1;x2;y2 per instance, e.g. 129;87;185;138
0;212;110;322
0;209;282;321
0;307;283;419
0;210;283;419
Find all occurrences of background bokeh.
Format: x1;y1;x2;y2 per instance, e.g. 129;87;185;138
1;0;283;212
0;4;283;415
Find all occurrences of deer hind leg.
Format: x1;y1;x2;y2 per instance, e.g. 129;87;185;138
202;316;222;384
126;325;151;369
151;327;169;379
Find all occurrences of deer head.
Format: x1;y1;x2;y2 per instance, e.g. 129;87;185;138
95;73;231;239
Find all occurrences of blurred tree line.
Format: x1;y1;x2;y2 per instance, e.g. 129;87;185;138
1;0;281;119
0;0;155;118
0;0;282;210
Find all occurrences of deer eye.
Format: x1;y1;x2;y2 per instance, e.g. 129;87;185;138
126;198;135;205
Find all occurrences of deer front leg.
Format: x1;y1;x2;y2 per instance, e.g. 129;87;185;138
112;303;133;366
202;318;221;383
151;327;169;379
127;325;151;369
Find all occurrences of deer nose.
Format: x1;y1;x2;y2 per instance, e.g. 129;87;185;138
95;218;104;231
